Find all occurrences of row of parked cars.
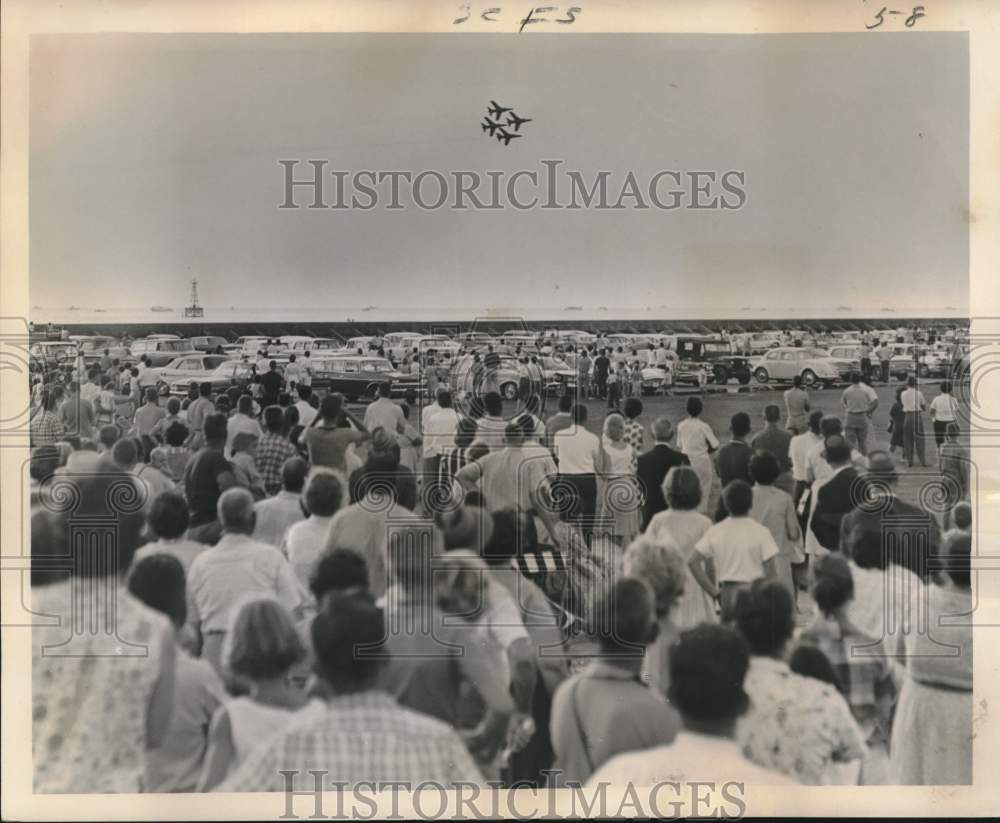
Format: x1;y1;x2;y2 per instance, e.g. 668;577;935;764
29;325;968;400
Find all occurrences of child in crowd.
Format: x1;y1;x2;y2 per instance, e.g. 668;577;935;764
688;480;784;622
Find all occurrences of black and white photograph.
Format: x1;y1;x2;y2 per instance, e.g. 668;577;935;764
3;1;999;819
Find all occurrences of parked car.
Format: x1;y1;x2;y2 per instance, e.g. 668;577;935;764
167;359;255;397
750;347;853;387
284;337;343;357
148;354;231;396
128;337;196;367
73;335;132;366
189;335;230;353
449;354;575;399
29;341;79;372
672;335;752;384
310;355;420;400
344;336;380;353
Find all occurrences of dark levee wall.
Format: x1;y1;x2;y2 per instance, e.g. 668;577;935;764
54;317;964;340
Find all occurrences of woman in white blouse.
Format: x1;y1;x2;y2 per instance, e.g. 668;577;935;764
675;397;720;515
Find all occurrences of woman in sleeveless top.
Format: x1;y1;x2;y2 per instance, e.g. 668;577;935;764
198;597;324;790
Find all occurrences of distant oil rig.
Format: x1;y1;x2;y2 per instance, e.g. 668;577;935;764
184;279;204;318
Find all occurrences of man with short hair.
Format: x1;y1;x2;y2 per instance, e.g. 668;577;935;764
784;375;811;434
256;405;299;495
253;456;308;548
59;381;96;441
587;624;795;787
363;382;405;436
593;349;611;400
134;490;206;571
258;360;283;408
751;404;794;494
810;435;868;553
552;404;607;539
217;590;483;790
293;384;317;428
544;393;574;446
112;436;175;504
184;413;238;545
900;376;928;467
456;421;562;539
133;387;167;443
282;468;345;589
422;389;459;482
841;372;878;456
636;417;690;529
185;382;215;450
576;348;592;398
283;353;302;388
716;412;754;489
877;341;893;384
840;450;941;579
858;341;873;384
482;344;500;396
302;394;370;473
224;393;262;458
186;487;303;672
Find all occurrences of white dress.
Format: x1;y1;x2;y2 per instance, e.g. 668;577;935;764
32;579;171;793
675;417;719;515
600;438;641;544
644;508;717;629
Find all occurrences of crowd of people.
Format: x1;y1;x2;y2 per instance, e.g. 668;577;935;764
27;345;975;794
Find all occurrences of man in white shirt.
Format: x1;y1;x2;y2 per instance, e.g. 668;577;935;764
929;380;959;464
299;350;314;388
899;376;928;467
363;383;405;436
455;421;562;540
840;372;878;456
422;390;460;480
551;404;607;539
587;624;796;789
281;468;344;595
224;394;263;458
293;384;318;428
186;488;304;673
283;353;301;386
253;457;307;548
421;388;444;430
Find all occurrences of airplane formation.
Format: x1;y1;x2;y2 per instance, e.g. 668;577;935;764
482;100;532;146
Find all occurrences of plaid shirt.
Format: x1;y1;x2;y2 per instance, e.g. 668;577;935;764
30;410;65;446
799;618;896;742
256;432;299;495
217;691;483;791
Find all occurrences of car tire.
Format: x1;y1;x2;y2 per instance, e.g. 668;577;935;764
754;368;769;384
365;383;381;400
501;382;519;401
737;372;751;385
801;369;817;387
713;366;729;384
157;381;170;397
918;364;930;378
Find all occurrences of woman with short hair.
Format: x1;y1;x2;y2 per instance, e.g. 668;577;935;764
644;466;717;629
197;597;323;790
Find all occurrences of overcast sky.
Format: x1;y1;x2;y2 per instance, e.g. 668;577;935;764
30;32;968;313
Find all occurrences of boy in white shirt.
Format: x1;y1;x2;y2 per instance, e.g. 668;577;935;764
688;479;783;621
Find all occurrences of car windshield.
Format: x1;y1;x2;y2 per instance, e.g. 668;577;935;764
163;340;194;352
805;349;830;358
703;343;730;354
360;359;393;373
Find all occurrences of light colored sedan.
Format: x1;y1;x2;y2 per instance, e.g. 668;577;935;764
750;347;853;387
148;354;230;395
